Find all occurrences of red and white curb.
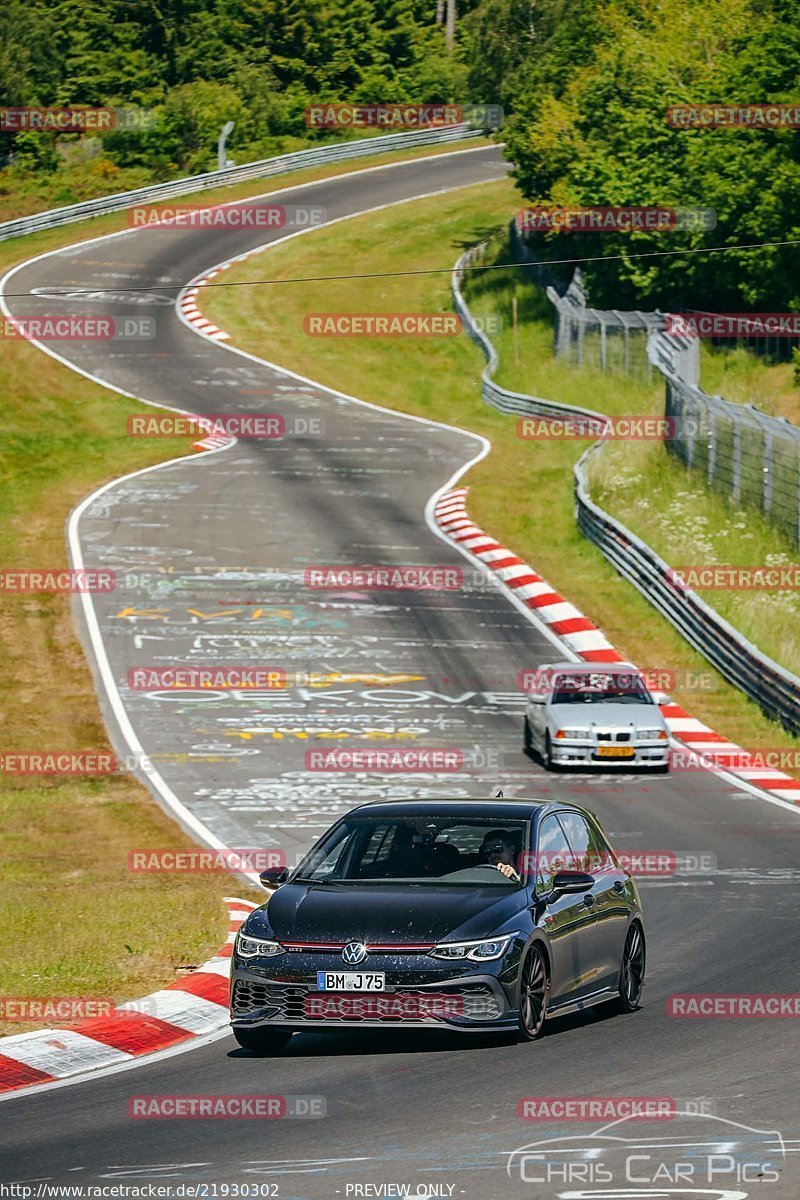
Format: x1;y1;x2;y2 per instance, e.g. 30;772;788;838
179;250;269;451
435;487;800;804
189;411;237;453
178;247;264;350
179;275;230;343
0;897;256;1095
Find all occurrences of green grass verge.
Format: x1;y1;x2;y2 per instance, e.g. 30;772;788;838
0;340;255;1031
204;179;798;770
699;343;799;425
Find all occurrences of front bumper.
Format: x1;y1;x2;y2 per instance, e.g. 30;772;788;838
549;739;669;768
230;953;519;1032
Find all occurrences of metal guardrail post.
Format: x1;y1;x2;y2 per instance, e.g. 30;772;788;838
732;421;742;503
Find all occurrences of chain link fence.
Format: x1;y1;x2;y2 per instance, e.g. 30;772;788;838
511;217;800;547
511;220;665;379
653;335;800;547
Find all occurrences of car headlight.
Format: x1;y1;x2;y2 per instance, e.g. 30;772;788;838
236;932;283;958
636;729;669;740
430;933;519;961
555;728;590;740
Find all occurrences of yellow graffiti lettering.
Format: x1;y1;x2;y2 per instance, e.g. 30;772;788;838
298;672;426;688
185;608;243;620
113;607;169;619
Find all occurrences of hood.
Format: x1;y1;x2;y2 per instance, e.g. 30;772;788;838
251;881;525;944
547;702;664;730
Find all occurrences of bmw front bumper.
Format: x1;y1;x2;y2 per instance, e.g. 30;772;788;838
548;739;669;768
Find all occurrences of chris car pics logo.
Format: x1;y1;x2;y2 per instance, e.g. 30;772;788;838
506;1110;785;1192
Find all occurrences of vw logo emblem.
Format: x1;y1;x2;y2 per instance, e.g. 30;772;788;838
342;941;368;965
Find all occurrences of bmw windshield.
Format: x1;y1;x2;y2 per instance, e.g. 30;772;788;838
551;671;655;705
294;816;529;886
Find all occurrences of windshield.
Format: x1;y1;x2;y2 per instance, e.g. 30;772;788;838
295;816;529;886
551;671;654;705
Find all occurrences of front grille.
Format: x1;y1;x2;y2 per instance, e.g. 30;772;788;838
232;978;304;1019
232;980;502;1022
280;942;435;954
616;731;631;743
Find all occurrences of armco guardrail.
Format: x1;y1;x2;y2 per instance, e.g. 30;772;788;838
453;243;800;734
452;242;606;429
0;124;482;244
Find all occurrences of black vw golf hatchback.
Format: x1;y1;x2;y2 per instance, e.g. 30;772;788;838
229;798;645;1052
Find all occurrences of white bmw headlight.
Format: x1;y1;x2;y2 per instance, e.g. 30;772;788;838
555;728;590;740
236;932;283;958
430;933;518;961
636;728;668;740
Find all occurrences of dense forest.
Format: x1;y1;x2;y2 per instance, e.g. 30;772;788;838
2;0;799;310
0;0;477;167
471;0;800;309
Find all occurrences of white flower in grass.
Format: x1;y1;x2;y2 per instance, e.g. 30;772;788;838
765;552;792;567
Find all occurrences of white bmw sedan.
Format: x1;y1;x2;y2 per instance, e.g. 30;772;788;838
523;662;671;772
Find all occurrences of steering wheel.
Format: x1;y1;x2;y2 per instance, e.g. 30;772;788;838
475;862;520;879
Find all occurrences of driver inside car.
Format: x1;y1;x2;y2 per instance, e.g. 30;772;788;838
480;829;522;882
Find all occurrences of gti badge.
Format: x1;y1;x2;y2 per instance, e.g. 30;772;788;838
342;941;368;965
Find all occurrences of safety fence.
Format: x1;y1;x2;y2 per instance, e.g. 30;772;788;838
652;334;800;548
511;217;800;548
452;242;800;733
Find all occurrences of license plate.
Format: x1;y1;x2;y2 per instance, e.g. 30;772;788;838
316;972;386;991
596;746;635;759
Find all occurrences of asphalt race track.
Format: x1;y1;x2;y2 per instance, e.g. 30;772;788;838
2;145;800;1198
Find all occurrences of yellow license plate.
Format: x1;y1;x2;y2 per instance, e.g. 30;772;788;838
596;745;635;758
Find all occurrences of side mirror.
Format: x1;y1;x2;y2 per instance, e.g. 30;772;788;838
259;866;288;889
653;691;671;706
548;870;594;899
527;693;546;704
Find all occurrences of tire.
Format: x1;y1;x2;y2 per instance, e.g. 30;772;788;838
518;944;550;1041
615;921;646;1013
232;1026;293;1054
523;716;534;755
543;733;555;772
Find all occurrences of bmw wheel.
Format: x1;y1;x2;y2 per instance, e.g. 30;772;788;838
233;1027;293;1054
616;922;646;1012
543;733;555;771
524;716;534;755
518;944;550;1041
